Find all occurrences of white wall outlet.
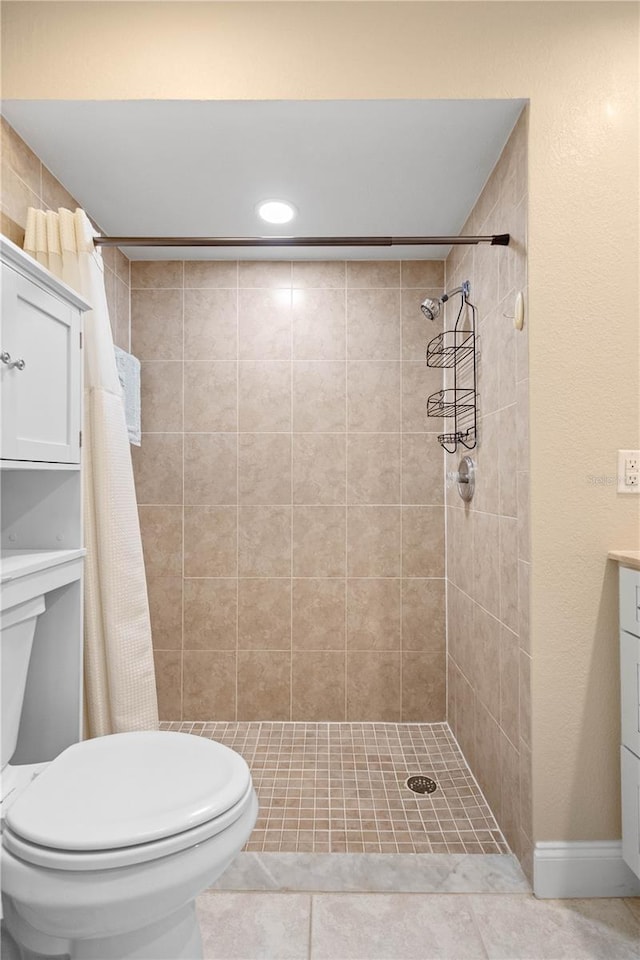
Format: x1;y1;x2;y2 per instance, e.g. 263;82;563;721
618;450;640;493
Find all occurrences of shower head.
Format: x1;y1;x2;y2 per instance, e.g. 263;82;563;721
420;297;441;321
420;281;471;321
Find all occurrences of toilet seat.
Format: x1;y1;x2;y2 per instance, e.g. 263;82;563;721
3;731;253;871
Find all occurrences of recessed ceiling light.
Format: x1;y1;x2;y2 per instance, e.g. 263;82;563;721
256;199;296;224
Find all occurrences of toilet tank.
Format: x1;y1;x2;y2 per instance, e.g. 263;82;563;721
1;595;45;771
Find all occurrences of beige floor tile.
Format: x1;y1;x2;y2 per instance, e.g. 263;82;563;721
311;893;487;959
198;891;311;959
469;894;640;959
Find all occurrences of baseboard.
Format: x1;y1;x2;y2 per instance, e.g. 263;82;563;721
533;841;640;898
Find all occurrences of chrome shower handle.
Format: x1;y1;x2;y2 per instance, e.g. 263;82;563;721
1;351;26;371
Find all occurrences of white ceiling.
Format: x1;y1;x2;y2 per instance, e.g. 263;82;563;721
2;99;525;260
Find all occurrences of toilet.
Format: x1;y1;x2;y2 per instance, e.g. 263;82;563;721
1;586;258;960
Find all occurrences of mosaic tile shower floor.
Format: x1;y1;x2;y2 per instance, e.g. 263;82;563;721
161;721;508;854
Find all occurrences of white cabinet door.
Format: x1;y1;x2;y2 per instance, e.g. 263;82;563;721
1;264;82;463
621;745;640;879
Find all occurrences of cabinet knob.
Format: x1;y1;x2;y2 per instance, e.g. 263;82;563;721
1;351;26;371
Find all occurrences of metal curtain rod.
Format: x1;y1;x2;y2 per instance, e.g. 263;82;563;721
93;234;510;248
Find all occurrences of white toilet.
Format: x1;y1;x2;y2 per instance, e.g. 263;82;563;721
1;589;258;960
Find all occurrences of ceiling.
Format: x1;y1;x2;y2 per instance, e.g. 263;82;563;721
2;99;525;260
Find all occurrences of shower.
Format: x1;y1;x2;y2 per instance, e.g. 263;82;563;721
420;280;471;320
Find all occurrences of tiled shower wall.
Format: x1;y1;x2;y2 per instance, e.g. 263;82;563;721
131;259;447;722
0;117;131;350
445;109;531;870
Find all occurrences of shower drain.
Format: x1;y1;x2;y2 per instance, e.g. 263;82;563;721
406;775;438;795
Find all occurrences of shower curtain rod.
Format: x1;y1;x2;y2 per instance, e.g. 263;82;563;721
93;233;510;248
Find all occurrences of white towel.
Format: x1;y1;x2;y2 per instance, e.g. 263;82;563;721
113;346;141;446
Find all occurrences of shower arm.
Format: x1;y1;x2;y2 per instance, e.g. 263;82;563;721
440;281;471;304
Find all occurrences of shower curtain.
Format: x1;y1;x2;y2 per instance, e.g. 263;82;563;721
24;208;159;736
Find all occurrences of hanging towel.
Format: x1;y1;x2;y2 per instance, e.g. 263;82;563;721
114;346;141;446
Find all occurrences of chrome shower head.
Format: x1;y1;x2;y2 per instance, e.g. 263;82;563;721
420;297;442;321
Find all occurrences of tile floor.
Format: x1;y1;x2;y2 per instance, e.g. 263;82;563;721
162;721;507;854
196;891;640;960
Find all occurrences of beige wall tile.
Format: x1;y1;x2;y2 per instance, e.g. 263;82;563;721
292;652;345;720
518;560;530;652
500;731;521;850
292;260;346;288
292;579;346;650
401;362;443;432
293;361;346;433
131;260;183;288
498;404;518;517
238;505;291;577
1;117;40;194
239;361;291;432
346;651;401;721
347;434;401;504
474;700;502;820
184;260;237;288
115;277;130;352
519;650;531;750
184;361;237;432
292;288;345;361
132;433;183;505
184;288;237;361
147;576;182;650
401;651;446;721
113;249;130;285
238;578;291;650
472;511;500;615
457;672;477;770
183;579;237;650
141;362;183;432
293;506;346;577
41;163;78;212
238;433;291;505
473;605;501;721
239;260;291;288
347;506;401;577
237;651;291;720
1;162;39;228
401;579;445;653
402;506;445;577
401;261;445;288
183;650;236;720
238;288;292;360
473;411;500;515
131;289;183;361
500;625;520;747
138;505;182;577
401;434;443;504
153;650;182;720
184;505;237;577
184;433;237;505
347;578;401;650
346;261;400;288
499;515;519;632
347;289;401;361
347;362;401;432
293;434;346;505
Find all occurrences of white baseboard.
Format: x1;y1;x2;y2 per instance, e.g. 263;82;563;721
534;841;640;898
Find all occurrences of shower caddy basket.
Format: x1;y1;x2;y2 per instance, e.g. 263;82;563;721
426;281;478;454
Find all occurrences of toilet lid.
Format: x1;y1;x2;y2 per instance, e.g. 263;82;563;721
5;732;252;851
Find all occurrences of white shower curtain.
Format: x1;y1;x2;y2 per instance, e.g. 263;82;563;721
24;208;159;737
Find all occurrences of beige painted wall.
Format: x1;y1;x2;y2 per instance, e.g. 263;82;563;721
2;1;638;844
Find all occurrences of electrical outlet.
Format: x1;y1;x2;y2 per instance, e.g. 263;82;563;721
618;450;640;493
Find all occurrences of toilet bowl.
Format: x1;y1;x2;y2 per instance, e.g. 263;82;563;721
2;731;258;959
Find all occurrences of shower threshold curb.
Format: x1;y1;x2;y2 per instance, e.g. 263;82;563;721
211;852;530;894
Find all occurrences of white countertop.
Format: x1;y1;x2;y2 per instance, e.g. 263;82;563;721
1;548;86;582
609;550;640;572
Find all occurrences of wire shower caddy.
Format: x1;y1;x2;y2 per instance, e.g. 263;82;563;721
426;280;478;453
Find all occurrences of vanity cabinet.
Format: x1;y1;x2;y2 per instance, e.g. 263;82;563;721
1;237;90;762
1;241;85;463
619;563;640;878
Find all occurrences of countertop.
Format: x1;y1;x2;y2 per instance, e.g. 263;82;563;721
609;549;640;572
